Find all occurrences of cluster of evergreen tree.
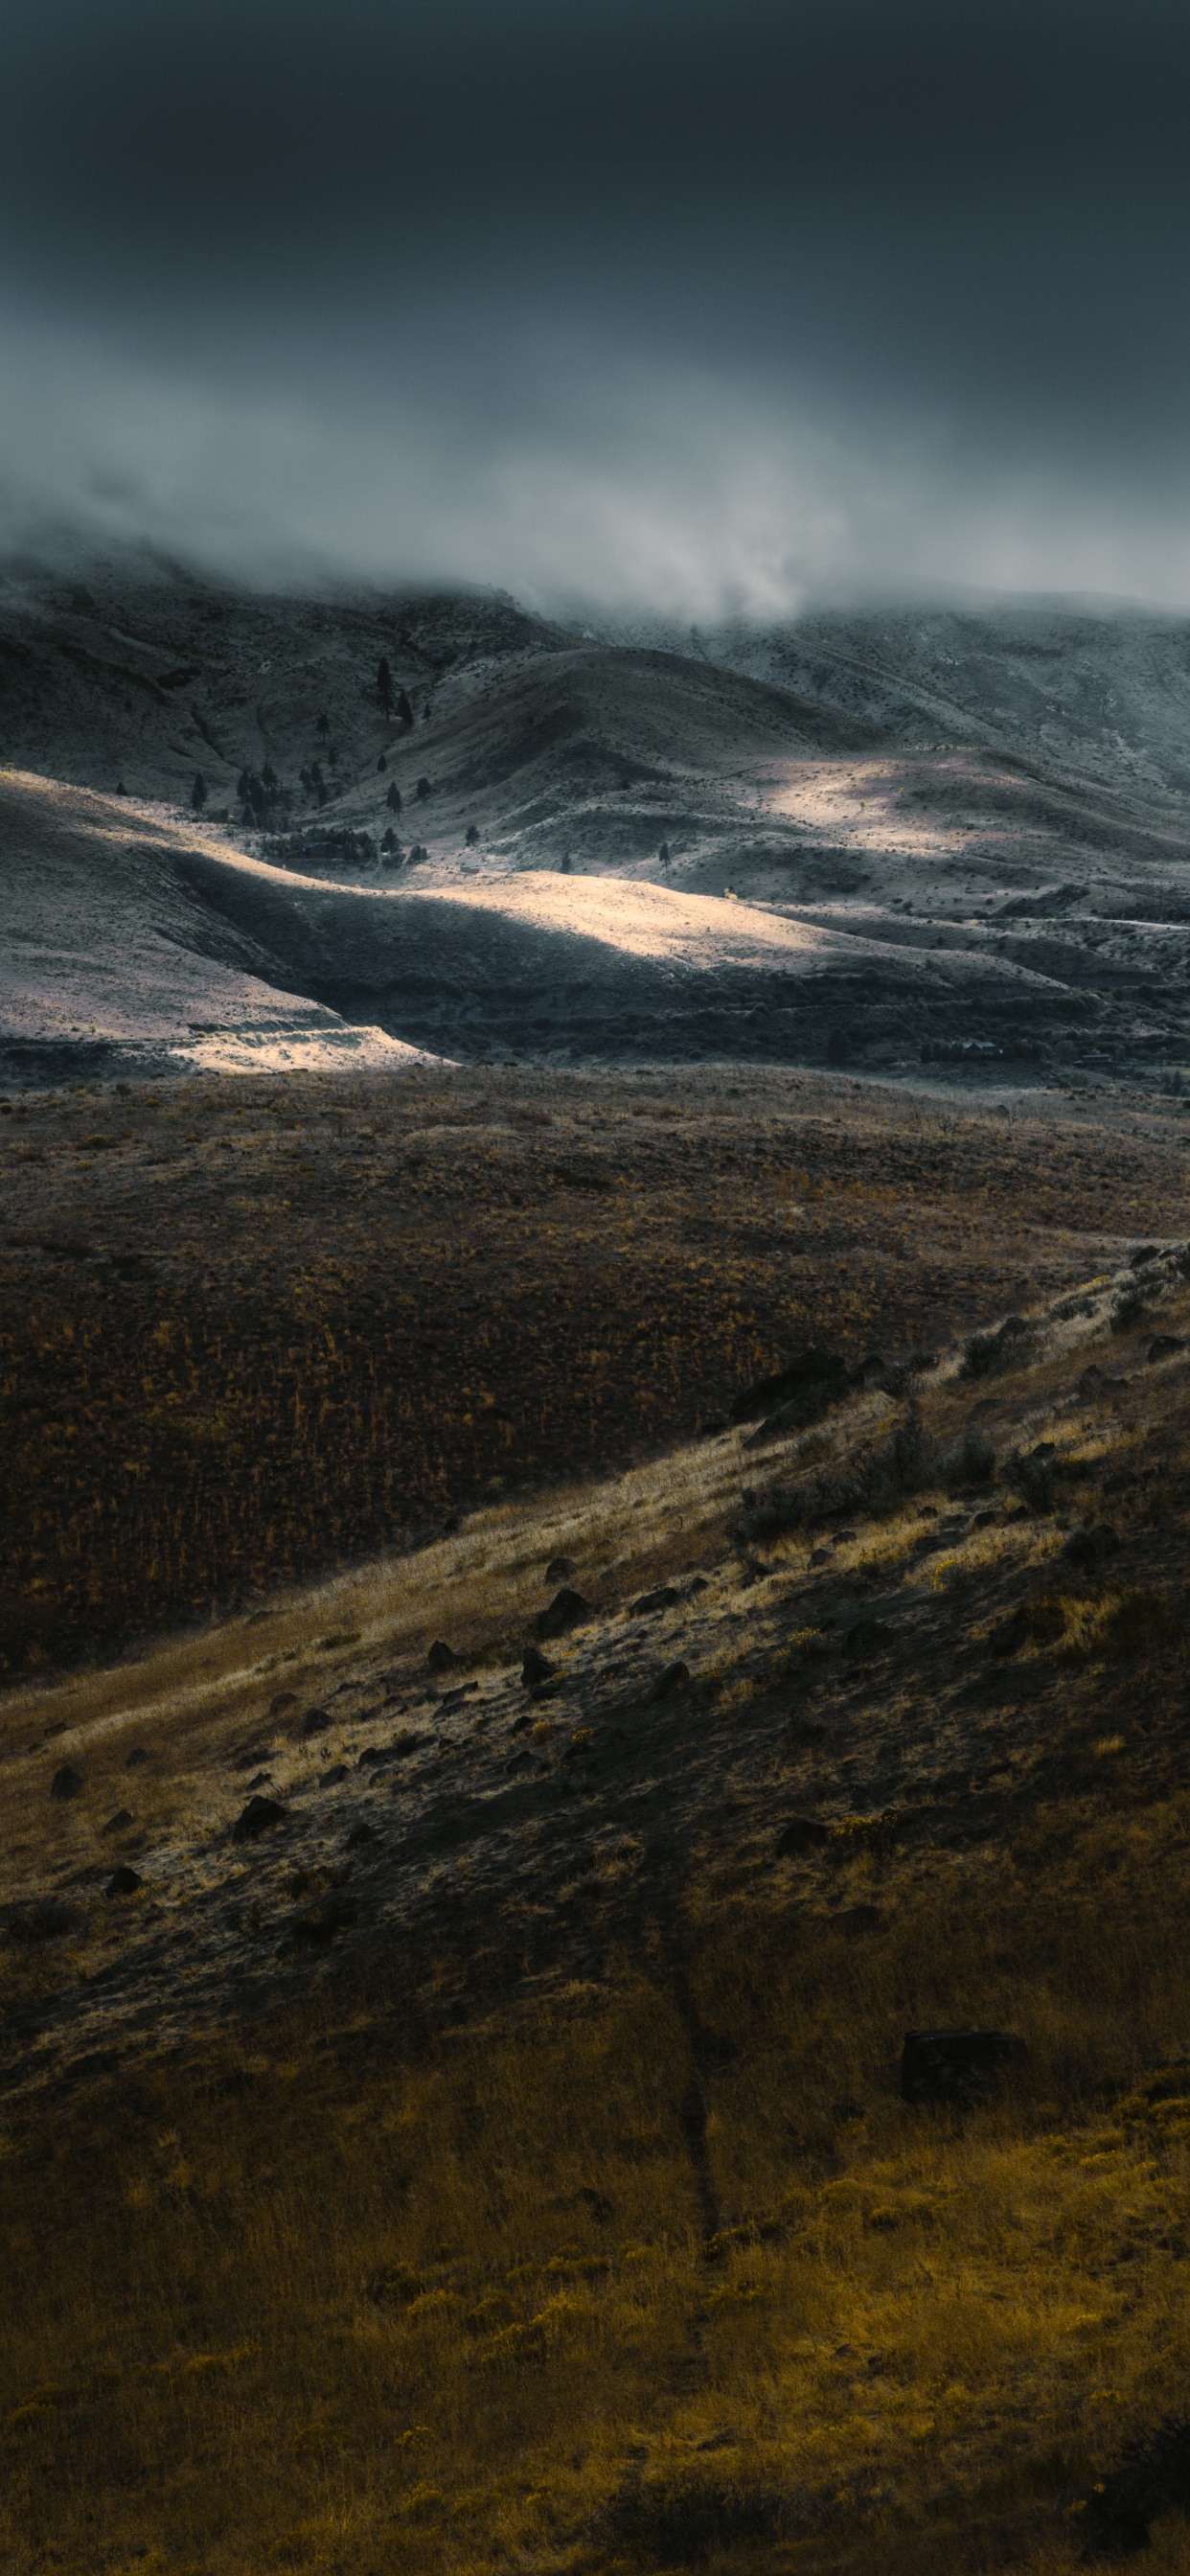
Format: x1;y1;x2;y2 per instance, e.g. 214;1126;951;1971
237;762;289;823
299;759;330;806
376;657;415;726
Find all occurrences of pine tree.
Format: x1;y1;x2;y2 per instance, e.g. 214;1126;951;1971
465;823;479;846
316;712;330;741
385;783;402;815
416;776;431;801
398;688;414;727
377;656;394;715
191;771;207;812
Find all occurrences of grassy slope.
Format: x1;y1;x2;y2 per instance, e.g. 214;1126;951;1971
3;1064;1184;1677
5;1074;1190;2571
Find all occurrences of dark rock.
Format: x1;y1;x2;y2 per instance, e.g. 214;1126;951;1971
1131;1244;1160;1267
125;1747;149;1767
1061;1522;1119;1572
319;1763;349;1786
426;1640;456;1671
729;1347;849;1425
536;1586;591;1639
697;1414;727;1437
298;1706;332;1738
901;2028;1028;2105
521;1646;556;1687
989;1608;1030;1657
643;1660;690;1703
530;1676;562;1701
506;1751;536;1774
231;1742;277;1771
357;1744;394;1769
104;1865;143;1898
269;1690;298;1715
630;1585;679;1616
1147;1333;1186;1364
50;1764;83;1800
545;1555;575;1581
775;1816;830;1857
437;1682;479;1709
231;1794;286;1842
101;1808;134;1833
244;1770;272;1790
837;1903;881;1935
345;1821;378;1848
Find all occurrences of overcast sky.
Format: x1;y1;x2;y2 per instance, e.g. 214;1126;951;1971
3;0;1189;614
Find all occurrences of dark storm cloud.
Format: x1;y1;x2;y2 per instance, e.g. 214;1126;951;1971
4;0;1190;610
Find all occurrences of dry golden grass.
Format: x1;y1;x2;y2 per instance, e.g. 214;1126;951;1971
6;1811;1190;2575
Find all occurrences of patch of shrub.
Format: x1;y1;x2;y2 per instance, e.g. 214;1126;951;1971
958;1314;1033;1380
1018;1585;1179;1663
942;1427;996;1489
602;2473;795;2563
742;1405;936;1540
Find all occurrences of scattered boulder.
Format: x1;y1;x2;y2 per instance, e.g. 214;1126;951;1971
643;1661;690;1704
630;1586;679;1616
231;1741;276;1771
101;1808;134;1833
243;1770;273;1790
319;1763;349;1787
231;1794;286;1843
1148;1334;1186;1365
125;1747;149;1767
545;1555;575;1581
50;1764;83;1801
298;1707;332;1738
900;2028;1027;2105
104;1866;143;1899
775;1816;830;1857
729;1347;849;1425
357;1744;394;1769
536;1587;590;1640
521;1646;556;1688
426;1640;457;1672
1061;1522;1119;1572
345;1821;378;1849
269;1690;298;1715
1131;1244;1160;1267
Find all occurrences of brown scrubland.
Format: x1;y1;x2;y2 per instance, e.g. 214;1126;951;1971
5;1065;1190;2575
